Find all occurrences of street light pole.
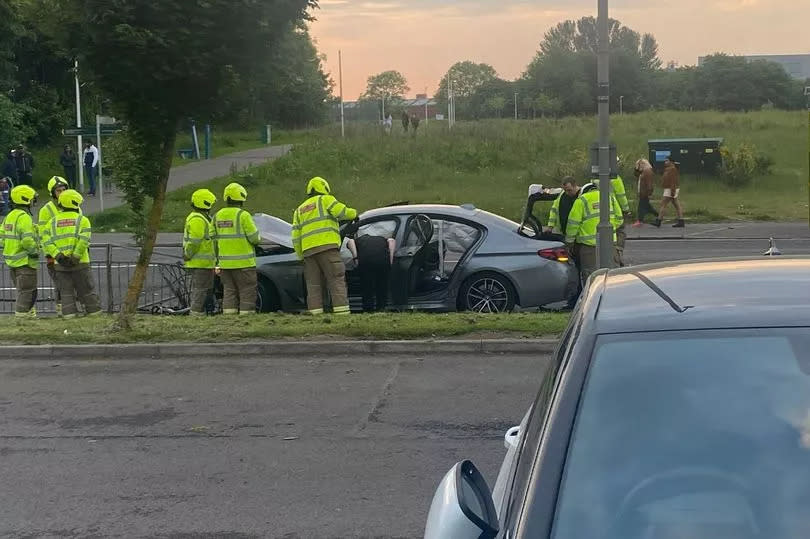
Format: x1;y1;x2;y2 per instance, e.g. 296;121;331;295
596;0;613;269
514;92;518;120
74;59;84;193
425;86;428;126
339;50;345;138
619;95;624;115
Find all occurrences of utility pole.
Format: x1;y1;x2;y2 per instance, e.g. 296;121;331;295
596;0;613;269
514;92;518;120
74;59;84;193
425;86;428;126
619;95;624;115
339;50;345;138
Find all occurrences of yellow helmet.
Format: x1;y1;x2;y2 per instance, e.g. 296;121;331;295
306;176;330;195
47;176;69;196
223;182;247;203
191;188;216;210
58;189;84;210
10;185;37;206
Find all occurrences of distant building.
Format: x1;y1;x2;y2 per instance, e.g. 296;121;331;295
334;94;440;123
698;54;810;80
401;94;439;119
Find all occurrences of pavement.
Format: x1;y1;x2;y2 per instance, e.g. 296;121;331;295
0;352;548;538
81;145;292;215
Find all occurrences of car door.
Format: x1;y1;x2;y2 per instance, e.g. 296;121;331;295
342;218;400;308
389;214;433;306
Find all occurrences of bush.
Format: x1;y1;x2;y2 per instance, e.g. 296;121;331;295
719;143;772;188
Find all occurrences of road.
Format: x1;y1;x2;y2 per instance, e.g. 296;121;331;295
0;353;546;538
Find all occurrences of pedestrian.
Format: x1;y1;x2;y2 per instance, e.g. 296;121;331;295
213;182;261;315
383;113;393;135
0;185;40;318
39;176;69;316
632;158;658;226
347;232;395;312
184;189;217;316
60;144;77;186
13;145;34;186
0;176;12;217
291;176;357;315
2;149;18;185
83;140;99;196
545;177;581;235
410;114;420;135
40;189;102;318
401;111;410;133
654;155;685;228
565;182;622;289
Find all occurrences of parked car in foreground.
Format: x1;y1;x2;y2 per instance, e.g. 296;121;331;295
425;257;810;538
251;203;576;313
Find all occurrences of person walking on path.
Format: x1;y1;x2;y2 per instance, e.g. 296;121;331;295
2;149;18;186
13;145;34;186
39;176;69;316
401;111;410;133
184;189;217;316
410;114;420;135
632;158;658;226
654;155;685;228
292;176;357;315
60;145;77;186
41;189;102;318
1;185;40;318
213;183;261;315
83;140;99;196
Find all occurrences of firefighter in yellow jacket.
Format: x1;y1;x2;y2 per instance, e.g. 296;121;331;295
565;182;622;287
184;189;217;315
1;185;40;317
292;177;357;315
40;189;102;317
213;183;260;315
39;176;69;314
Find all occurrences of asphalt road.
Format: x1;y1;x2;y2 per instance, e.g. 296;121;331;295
0;353;547;538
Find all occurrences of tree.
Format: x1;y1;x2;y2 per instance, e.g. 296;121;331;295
360;70;409;101
435;61;498;119
41;0;314;323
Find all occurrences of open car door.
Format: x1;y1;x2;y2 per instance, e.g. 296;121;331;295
390;214;433;307
520;184;566;241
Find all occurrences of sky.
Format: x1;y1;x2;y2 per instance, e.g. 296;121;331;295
309;0;810;99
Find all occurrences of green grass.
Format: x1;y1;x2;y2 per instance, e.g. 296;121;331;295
4;312;569;345
93;110;810;233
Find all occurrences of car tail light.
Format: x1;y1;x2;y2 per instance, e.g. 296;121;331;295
538;247;570;263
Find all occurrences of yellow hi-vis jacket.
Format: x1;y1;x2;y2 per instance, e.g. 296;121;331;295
213;207;260;269
291;194;357;260
41;210;92;265
183;211;216;269
594;177;631;214
38;201;60;235
1;208;39;269
565;189;621;246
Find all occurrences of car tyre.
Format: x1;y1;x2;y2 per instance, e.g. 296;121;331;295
459;272;516;313
257;278;281;313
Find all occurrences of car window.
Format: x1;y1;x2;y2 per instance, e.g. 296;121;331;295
357;219;397;239
430;219;481;276
552;328;810;539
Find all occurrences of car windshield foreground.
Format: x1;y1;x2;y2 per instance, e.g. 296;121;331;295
553;329;810;539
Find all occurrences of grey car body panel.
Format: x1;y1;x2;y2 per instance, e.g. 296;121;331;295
254;204;576;312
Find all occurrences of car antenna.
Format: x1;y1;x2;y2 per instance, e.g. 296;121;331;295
630;271;694;314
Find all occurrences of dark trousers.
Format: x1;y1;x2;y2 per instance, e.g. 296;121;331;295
359;261;390;312
18;173;33;186
637;196;657;222
85;165;96;195
63;166;77;187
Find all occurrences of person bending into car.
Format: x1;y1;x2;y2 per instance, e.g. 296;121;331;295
346;232;396;312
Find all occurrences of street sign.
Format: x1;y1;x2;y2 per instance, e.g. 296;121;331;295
62;125;122;137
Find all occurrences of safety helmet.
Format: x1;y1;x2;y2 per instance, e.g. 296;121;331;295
223;182;247;203
191;188;216;210
48;176;69;196
58;189;84;210
10;185;37;206
306;176;330;195
581;182;597;194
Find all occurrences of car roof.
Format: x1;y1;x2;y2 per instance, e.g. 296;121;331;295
588;257;810;334
359;203;515;226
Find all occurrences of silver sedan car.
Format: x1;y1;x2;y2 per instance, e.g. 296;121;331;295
251;203;577;313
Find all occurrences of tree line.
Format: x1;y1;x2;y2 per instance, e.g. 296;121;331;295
360;17;808;121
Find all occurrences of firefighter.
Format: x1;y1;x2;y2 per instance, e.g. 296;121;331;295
291;177;357;315
1;185;40;318
213;182;260;315
39;176;69;315
184;189;217;315
41;189;102;318
565;182;622;288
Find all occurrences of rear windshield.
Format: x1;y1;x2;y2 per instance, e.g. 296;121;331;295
552;329;810;539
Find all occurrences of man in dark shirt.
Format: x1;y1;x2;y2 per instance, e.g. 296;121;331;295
351;234;395;312
13;145;34;186
544;177;581;234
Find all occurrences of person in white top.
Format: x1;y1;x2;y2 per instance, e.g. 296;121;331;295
83;140;100;196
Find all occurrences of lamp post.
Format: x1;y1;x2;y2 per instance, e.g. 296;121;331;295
73;59;84;192
596;0;613;269
339;50;345;138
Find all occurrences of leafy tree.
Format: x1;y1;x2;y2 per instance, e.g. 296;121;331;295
360;70;409;101
435;61;498;119
0;93;34;153
40;0;314;322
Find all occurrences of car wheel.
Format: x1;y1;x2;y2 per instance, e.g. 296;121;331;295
459;272;516;313
257;278;281;313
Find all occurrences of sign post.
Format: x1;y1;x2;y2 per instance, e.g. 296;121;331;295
95;115;117;212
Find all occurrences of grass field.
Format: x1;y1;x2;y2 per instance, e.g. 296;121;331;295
94;110;810;232
3;312;569;345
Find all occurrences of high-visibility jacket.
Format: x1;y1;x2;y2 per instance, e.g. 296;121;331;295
41;210;92;265
183;211;216;269
548;194;562;234
1;208;39;268
38;201;60;234
565;190;621;246
292;194;357;260
213;206;260;269
595;177;631;214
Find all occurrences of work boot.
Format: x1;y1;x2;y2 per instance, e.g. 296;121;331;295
653;219;662;228
672;219;686;228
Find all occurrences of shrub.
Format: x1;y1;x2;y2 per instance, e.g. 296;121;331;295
719;143;772;188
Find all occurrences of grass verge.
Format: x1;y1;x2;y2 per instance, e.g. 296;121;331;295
3;312;570;345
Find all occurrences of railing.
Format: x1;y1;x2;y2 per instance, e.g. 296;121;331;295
0;243;192;315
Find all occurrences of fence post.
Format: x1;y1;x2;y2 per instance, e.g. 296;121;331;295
106;243;114;313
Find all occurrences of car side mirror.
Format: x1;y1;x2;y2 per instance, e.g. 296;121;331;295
424;460;498;539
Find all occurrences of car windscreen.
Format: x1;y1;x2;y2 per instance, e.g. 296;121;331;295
552;328;810;539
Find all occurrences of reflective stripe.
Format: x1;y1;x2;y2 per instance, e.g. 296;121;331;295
214;233;244;239
298;227;338;241
335;208;348;220
223;308;238;315
333;305;350;314
184;238;203;244
309;308;324;315
4;251;29;260
327;200;339;212
578;234;596;242
218;253;256;260
191;254;216;260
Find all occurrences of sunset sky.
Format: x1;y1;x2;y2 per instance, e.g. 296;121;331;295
309;0;809;99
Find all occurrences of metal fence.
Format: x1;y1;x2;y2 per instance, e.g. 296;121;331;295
0;243;192;315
